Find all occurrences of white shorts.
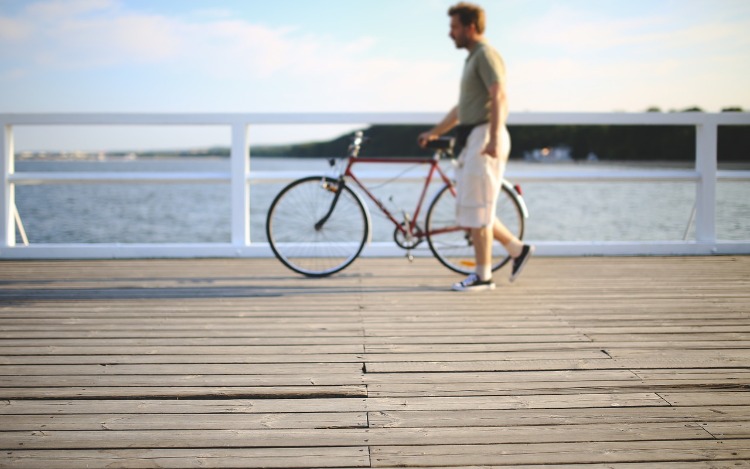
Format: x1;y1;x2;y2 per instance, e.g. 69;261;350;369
455;124;510;228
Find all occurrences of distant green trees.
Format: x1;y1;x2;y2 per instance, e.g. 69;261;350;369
249;108;748;162
509;125;697;161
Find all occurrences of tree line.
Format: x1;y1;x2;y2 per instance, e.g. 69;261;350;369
252;109;748;162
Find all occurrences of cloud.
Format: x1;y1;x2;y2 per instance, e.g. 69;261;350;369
0;0;457;111
24;0;115;17
0;0;182;68
517;5;666;53
0;68;27;81
503;1;750;112
0;16;31;40
7;0;745;115
516;2;750;61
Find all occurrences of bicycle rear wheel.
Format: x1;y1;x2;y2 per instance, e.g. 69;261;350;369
266;176;369;277
426;183;525;275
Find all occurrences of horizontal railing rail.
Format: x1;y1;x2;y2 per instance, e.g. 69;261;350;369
2;112;749;259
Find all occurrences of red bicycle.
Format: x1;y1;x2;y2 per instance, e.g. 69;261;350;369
266;131;528;277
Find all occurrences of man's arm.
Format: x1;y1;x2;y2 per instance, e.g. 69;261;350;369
418;106;459;148
483;82;507;158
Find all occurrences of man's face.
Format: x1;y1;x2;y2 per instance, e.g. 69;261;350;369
449;15;470;49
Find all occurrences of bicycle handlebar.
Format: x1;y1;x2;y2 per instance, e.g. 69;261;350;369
348;132;455;158
424;137;455;153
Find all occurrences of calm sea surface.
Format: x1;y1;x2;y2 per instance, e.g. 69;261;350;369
13;156;750;244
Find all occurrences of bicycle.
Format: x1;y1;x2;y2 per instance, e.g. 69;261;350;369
265;131;529;277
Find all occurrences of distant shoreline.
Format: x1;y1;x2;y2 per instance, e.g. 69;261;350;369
15;122;749;163
14;154;750;170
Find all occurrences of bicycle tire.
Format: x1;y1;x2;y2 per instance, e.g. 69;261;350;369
266;176;369;277
426;183;525;275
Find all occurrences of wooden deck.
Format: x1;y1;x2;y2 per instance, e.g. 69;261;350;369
0;256;748;468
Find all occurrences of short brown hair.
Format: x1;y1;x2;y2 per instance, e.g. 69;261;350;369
448;2;485;35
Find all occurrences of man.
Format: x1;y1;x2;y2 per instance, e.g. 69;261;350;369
418;2;533;292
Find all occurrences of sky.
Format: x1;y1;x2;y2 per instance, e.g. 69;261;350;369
1;0;749;151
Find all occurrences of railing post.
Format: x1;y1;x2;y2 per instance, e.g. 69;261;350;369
1;124;16;248
694;117;718;246
230;121;250;249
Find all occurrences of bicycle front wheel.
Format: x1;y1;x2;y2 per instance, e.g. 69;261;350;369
266;176;369;277
426;183;525;275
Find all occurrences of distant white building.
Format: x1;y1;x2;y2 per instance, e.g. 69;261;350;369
523;146;573;163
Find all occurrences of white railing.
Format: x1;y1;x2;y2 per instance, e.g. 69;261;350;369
1;112;749;259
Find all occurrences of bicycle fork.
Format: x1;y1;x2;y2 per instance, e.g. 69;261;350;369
315;178;344;231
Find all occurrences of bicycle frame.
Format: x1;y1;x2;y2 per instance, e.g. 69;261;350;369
334;153;459;241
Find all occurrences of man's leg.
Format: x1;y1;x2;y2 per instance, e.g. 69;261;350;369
492;217;534;282
492;217;523;258
452;224;495;291
471;225;493;281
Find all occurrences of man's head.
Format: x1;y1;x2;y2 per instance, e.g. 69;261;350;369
448;2;485;49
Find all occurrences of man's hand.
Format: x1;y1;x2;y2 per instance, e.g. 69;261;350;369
419;106;459;148
482;137;500;158
417;131;437;148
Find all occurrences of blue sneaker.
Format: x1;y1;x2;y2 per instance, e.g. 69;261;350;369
452;273;495;292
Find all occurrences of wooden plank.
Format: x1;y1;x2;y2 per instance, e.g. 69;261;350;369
0;353;366;364
658;391;750;407
361;350;609;361
363;340;750;352
586;333;750;343
362;327;585;336
0;344;365;355
364;357;749;373
361;334;592;345
0;423;713;450
364;380;748;398
0;363;364;375
702;422;750;439
363;369;640;384
570;325;750;334
0;412;369;431
0;385;367;399
508;464;750;469
368;405;750;428
608;349;750;360
369;440;750;467
0;331;370;342
361;394;669;411
0;339;367;347
0;398;369;415
0;324;367;334
633;368;750;381
0;374;363;387
1;447;370;469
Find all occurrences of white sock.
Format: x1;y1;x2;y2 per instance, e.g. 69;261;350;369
505;241;523;258
477;264;492;281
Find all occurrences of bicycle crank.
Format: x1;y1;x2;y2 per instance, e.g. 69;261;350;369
393;224;423;250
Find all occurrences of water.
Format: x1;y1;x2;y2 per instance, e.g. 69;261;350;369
12;156;750;244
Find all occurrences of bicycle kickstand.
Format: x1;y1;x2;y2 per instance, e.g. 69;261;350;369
405;250;414;263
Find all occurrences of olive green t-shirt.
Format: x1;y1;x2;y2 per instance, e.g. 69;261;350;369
458;40;506;125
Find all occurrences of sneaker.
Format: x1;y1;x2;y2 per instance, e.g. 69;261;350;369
509;244;535;283
452;273;495;292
